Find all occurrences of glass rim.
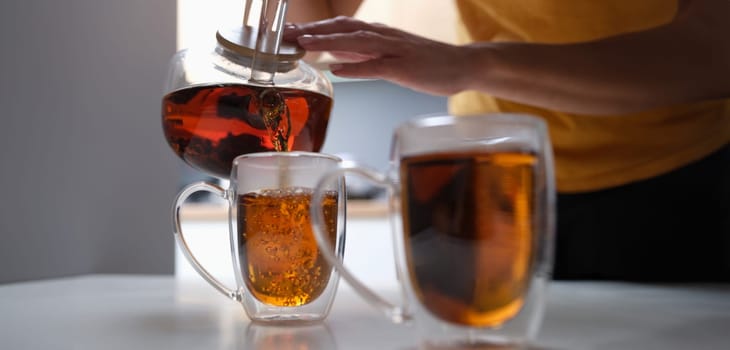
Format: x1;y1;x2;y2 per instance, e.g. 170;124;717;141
397;113;547;134
233;151;342;164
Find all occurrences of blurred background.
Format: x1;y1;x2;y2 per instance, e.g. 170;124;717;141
0;0;454;283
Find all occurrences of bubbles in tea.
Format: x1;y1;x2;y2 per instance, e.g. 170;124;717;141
238;187;339;307
401;150;537;327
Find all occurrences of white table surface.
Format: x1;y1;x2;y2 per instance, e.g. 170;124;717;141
1;275;729;350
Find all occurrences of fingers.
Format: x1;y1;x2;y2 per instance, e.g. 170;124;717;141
283;16;412;61
297;30;402;57
328;51;378;63
328;59;392;79
283;16;405;41
284;16;365;39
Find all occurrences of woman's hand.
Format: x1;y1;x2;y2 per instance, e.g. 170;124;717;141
284;16;478;96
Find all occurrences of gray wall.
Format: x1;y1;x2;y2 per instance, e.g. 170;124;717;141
0;0;179;283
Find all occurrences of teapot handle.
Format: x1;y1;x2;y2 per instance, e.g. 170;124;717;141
311;164;412;324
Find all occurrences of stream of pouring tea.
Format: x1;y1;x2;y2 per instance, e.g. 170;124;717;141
258;87;292;187
259;88;290;152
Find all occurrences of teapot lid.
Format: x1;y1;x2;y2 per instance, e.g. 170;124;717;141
216;25;305;62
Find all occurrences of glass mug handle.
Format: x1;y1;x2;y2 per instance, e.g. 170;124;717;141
172;181;241;301
311;165;412;323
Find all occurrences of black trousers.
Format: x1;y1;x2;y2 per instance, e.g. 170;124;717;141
553;143;730;282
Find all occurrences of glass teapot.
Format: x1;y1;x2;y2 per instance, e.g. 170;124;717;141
161;0;333;179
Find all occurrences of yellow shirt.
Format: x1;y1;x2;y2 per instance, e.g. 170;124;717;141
450;0;730;193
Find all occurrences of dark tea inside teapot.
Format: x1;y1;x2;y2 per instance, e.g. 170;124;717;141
162;83;332;179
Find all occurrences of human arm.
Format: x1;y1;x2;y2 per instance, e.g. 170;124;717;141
285;0;730;116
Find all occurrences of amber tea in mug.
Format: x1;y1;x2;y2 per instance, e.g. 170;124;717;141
238;187;338;307
311;114;555;347
174;152;345;323
402;150;537;327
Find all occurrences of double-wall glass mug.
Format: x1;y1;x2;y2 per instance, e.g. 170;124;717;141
311;114;556;347
174;152;346;323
